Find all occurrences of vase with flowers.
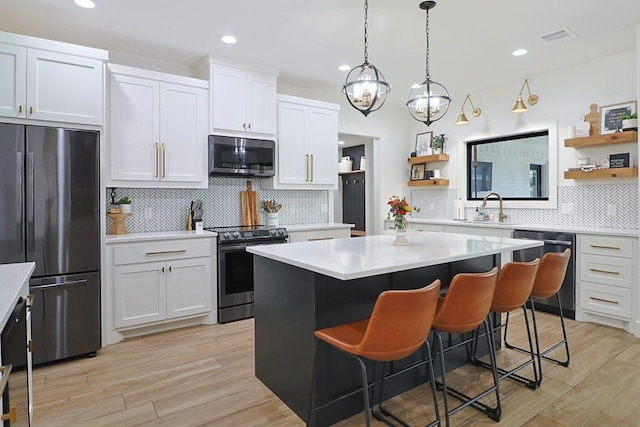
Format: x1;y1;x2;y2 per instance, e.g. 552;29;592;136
387;196;420;232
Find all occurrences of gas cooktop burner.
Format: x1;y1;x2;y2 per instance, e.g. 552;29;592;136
204;225;288;243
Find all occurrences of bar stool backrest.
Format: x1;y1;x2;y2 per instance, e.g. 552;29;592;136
491;259;540;312
531;249;571;299
433;267;499;333
357;280;441;362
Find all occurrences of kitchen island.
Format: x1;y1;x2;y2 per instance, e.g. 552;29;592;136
248;231;542;425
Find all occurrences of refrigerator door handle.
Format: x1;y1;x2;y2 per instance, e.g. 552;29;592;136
27;152;35;252
17;152;24;253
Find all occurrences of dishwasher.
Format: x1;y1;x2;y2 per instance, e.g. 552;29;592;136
512;230;576;319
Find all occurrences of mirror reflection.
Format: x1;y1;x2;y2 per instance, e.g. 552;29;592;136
466;130;549;200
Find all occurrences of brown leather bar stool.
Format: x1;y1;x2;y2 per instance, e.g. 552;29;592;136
504;249;572;386
307;280;442;427
470;259;541;389
431;267;500;424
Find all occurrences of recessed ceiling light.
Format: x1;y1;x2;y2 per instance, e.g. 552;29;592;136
338;65;350;72
338;140;345;145
512;49;528;56
74;0;95;8
221;36;237;44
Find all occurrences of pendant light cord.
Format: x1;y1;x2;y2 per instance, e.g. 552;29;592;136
425;7;430;80
363;0;369;63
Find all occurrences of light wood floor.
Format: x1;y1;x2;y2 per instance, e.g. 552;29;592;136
32;311;640;426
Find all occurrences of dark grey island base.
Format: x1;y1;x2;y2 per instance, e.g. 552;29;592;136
254;253;500;426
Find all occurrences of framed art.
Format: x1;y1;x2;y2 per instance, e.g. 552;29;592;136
415;131;433;156
410;163;426;181
600;101;637;134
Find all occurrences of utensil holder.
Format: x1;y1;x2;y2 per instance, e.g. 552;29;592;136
266;212;279;227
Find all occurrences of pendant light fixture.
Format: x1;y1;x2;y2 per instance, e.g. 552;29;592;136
343;0;390;117
407;1;450;126
512;79;538;113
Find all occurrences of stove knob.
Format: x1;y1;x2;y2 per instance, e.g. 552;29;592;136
277;228;284;236
223;232;230;239
269;229;276;236
233;231;240;238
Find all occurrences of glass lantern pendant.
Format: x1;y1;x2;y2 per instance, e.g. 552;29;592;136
343;0;390;117
406;1;450;126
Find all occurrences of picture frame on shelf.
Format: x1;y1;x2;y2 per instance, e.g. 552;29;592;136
600;101;637;134
410;163;426;181
415;131;433;156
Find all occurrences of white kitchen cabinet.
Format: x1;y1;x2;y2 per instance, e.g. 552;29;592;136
577;234;636;333
264;95;339;190
210;63;276;135
107;64;208;188
0;34;107;125
112;237;213;329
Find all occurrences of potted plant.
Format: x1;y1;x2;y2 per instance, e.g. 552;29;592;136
118;196;132;214
431;134;446;154
620;113;638;131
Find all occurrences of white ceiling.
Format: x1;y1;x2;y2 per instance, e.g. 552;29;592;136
1;0;639;107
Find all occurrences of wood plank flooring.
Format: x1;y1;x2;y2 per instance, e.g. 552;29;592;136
32;311;640;426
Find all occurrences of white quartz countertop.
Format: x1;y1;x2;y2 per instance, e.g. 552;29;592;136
285;223;354;232
408;219;639;238
0;262;35;330
247;231;542;280
105;230;217;244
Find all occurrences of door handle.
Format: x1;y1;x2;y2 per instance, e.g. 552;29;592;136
17;152;23;252
590;268;620;275
162;143;166;178
27;152;35;251
146;249;186;256
154;143;159;177
589;296;619;305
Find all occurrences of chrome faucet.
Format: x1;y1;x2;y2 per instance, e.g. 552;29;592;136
481;192;507;223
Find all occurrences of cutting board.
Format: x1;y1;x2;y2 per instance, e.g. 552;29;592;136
241;181;259;226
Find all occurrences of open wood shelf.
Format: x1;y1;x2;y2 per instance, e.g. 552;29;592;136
407;154;449;164
564;167;638;179
407;179;449;187
564;131;637;148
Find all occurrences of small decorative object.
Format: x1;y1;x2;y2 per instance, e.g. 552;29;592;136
574;117;590;137
415;131;433;156
620;112;638;131
410;151;417;157
262;199;282;227
431;134;445;154
600;101;637;134
108;188;120;213
609;152;633;169
410;163;426;181
338;156;353;172
359;156;366;170
118;196;132;214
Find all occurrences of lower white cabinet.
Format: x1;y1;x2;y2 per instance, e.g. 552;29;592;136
578;234;636;333
287;227;351;243
110;237;213;330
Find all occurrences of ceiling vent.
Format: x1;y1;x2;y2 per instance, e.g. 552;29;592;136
541;28;577;44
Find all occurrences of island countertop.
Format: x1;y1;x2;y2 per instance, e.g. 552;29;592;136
0;262;35;329
247;231;542;280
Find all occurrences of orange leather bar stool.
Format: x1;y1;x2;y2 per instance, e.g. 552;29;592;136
307;280;442;427
431;267;500;424
504;249;572;386
470;260;541;389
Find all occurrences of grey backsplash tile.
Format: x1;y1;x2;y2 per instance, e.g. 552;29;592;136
107;177;329;233
411;185;638;230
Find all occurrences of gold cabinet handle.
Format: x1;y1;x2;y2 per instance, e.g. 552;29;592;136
243;122;246;130
590;245;620;250
590;268;620;275
310;154;314;181
308;237;334;241
1;407;16;424
27;294;35;308
28;339;33;352
305;155;309;182
18;105;23;113
154;143;159;177
248;123;251;131
29;106;33;115
590;296;619;305
146;249;186;256
162;143;166;178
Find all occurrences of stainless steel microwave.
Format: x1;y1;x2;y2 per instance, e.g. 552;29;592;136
208;135;275;177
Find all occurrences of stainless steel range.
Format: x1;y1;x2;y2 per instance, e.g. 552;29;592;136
205;225;288;323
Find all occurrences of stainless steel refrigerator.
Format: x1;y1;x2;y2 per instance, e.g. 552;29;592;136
0;123;101;365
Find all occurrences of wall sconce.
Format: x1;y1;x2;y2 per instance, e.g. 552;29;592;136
456;94;481;125
512;79;538;113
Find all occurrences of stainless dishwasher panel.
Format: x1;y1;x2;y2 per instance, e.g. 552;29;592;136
512;230;576;319
29;272;101;365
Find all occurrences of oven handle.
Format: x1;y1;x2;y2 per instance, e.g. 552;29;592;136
515;236;573;246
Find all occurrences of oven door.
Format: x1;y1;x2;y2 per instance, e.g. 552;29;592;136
217;241;286;309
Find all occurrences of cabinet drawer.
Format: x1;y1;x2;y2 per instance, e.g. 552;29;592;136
580;235;634;258
580;282;631;319
579;254;633;289
287;228;350;243
113;239;212;265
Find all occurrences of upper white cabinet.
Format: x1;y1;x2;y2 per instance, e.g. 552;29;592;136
209;62;277;136
264;94;339;190
107;64;208;189
0;32;107;125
